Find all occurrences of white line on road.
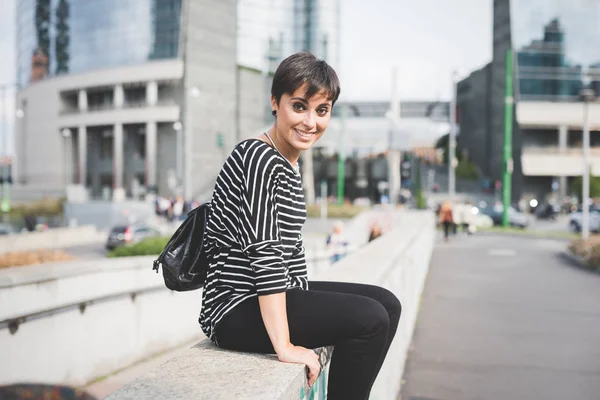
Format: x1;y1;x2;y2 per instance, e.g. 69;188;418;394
488;249;517;257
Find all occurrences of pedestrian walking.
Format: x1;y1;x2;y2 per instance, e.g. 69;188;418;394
200;52;401;400
439;201;454;242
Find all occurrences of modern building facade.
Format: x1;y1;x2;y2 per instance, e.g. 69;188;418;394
15;0;240;202
458;0;600;202
13;0;341;203
238;0;340;73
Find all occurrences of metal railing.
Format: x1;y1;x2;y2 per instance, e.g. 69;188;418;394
0;285;164;335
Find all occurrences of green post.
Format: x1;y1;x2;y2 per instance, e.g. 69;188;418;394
502;49;514;227
337;105;346;205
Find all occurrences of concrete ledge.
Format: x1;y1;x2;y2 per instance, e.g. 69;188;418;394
108;210;436;400
106;341;333;400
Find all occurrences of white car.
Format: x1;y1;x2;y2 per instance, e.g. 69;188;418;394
568;209;600;233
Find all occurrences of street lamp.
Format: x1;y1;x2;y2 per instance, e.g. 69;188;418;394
580;72;596;241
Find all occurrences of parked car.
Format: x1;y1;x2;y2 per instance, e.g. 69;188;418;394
480;205;530;228
105;224;162;250
568;208;600;233
0;223;14;236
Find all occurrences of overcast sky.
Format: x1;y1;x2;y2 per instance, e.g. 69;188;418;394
0;0;492;152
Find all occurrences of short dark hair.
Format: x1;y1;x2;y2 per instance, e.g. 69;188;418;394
271;52;341;106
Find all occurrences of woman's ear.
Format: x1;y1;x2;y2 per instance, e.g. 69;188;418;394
271;96;278;114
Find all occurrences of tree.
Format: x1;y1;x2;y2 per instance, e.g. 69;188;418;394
570;175;600;198
435;133;478;180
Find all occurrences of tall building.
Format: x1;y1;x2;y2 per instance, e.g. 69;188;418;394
13;0;340;203
237;0;340;73
15;0;240;202
458;0;600;202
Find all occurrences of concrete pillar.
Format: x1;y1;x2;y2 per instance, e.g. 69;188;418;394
146;121;157;189
114;84;124;108
77;126;87;185
78;90;87;112
147;81;158;106
559;125;568;200
113;123;124;190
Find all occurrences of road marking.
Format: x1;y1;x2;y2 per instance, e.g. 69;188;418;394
488;249;517;257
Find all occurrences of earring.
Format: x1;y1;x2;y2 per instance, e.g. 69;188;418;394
271;110;277;116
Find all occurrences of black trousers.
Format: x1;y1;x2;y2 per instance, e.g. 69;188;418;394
214;281;402;400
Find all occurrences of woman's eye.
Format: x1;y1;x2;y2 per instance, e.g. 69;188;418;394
317;108;329;116
293;102;306;111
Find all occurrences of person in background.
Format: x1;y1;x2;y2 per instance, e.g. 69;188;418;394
462;200;475;235
452;201;464;235
439;201;454;242
326;220;349;263
368;221;383;242
172;196;185;221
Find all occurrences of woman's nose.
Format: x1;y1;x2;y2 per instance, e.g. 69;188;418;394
303;111;316;128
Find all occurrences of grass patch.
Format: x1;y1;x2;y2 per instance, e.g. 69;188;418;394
305;204;366;219
108;237;170;258
479;226;578;240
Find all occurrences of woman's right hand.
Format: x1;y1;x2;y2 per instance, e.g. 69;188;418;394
277;344;321;387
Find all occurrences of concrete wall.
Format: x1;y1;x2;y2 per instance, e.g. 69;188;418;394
107;210;435;399
64;201;156;232
237;66;269;140
0;256;203;387
0;225;102;253
517;101;600;129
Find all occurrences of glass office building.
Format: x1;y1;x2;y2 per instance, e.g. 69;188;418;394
17;0;182;87
458;0;600;201
510;0;600;102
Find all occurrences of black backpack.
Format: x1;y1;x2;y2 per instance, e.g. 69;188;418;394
152;202;211;291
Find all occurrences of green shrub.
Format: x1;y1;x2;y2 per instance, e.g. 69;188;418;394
108;236;170;258
569;237;600;270
570;175;600;198
456;161;479;180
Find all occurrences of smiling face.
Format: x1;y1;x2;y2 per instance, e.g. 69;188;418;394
270;83;333;160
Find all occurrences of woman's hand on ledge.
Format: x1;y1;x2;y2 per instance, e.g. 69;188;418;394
277;344;321;387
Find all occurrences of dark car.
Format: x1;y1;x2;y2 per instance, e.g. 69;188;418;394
534;203;561;220
105;224;162;250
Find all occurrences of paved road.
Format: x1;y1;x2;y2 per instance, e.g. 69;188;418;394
401;234;600;400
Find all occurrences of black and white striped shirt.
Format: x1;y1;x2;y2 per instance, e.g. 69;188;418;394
199;139;308;340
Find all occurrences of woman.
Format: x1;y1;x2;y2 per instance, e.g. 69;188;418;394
200;52;401;400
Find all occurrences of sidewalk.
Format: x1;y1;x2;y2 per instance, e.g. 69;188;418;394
401;234;600;400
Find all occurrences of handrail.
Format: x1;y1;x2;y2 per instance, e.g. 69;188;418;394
0;285;165;334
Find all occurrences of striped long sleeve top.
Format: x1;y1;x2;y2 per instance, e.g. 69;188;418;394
199;139;308;341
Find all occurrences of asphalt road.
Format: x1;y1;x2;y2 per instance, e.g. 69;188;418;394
401;234;600;400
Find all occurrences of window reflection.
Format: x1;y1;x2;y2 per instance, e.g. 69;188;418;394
510;0;600;101
17;0;182;88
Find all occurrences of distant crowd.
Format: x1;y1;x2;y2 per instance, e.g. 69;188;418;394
154;195;200;222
